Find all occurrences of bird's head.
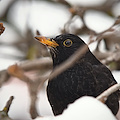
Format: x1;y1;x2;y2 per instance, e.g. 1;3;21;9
35;34;87;66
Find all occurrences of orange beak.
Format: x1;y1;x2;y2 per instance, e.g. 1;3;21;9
35;36;59;48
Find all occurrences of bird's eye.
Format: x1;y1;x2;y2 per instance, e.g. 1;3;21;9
63;39;73;47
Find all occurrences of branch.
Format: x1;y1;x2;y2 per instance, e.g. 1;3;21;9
0;96;14;120
96;83;120;103
0;57;52;118
49;44;88;80
7;60;51;119
0;70;10;87
0;57;52;89
56;0;71;7
19;57;52;71
0;0;17;21
7;64;39;119
95;15;120;51
3;96;14;114
101;49;120;65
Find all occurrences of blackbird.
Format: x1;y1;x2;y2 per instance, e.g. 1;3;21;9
35;34;120;116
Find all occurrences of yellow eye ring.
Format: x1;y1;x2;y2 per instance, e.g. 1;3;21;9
63;39;73;47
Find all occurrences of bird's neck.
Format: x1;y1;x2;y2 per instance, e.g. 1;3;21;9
52;52;87;68
52;49;101;68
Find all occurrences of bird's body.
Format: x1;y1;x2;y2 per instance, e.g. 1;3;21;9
35;34;120;116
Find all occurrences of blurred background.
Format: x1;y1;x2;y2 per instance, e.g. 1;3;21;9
0;0;120;120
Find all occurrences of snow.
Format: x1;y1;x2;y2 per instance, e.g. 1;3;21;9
0;78;31;120
35;96;117;120
66;0;105;6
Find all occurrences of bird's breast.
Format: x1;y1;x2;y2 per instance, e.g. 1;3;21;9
48;63;98;100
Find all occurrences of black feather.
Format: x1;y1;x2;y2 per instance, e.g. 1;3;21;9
47;34;120;115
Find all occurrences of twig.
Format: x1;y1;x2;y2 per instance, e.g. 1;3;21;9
7;60;51;119
56;0;71;7
96;83;120;103
95;15;120;51
7;64;39;119
60;0;120;35
7;64;32;83
0;57;52;88
19;57;52;71
101;49;120;65
0;0;17;21
3;96;14;114
0;70;10;87
29;84;39;119
49;44;88;81
0;57;52;119
0;96;14;120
